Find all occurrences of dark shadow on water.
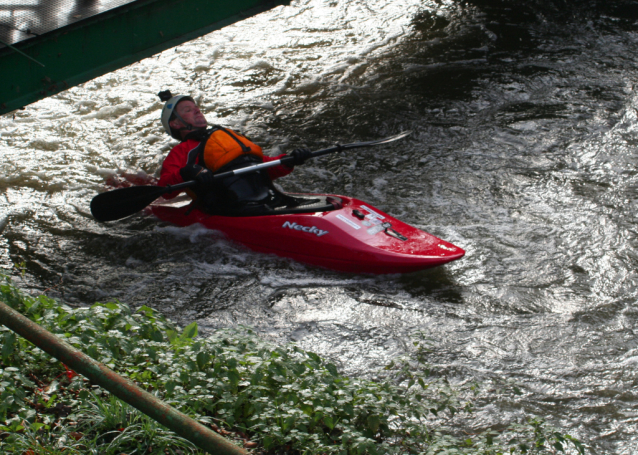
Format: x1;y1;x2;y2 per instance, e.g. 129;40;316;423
397;266;465;304
339;266;465;308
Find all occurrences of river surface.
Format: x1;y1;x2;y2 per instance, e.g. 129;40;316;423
1;0;638;452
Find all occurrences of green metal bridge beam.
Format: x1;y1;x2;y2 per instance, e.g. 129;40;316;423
0;0;289;116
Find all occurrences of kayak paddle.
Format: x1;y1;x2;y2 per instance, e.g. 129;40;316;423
90;130;412;222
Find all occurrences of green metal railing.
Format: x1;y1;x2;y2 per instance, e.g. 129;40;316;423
0;299;247;455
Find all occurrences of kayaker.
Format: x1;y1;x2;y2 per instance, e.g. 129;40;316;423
156;90;311;213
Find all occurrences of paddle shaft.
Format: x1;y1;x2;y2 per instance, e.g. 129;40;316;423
158;143;380;195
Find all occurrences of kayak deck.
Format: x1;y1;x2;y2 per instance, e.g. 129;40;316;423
150;193;464;274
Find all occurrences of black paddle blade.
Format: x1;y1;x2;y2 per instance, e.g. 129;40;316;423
90;185;168;222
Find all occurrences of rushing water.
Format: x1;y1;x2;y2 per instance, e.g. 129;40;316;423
2;0;638;452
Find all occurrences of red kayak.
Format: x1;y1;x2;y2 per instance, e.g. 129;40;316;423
149;192;464;274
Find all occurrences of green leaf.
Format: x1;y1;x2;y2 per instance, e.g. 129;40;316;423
137;305;155;318
147;346;157;361
151;329;164;342
165;381;176;394
367;415;381;433
344;403;354;416
87;344;99;359
324;415;335;430
196;351;210;370
325;363;339;377
1;332;16;360
227;370;240;388
307;352;321;363
166;329;178;343
181;321;198;341
45;393;58;408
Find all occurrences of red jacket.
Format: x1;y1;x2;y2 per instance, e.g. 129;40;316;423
158;139;293;199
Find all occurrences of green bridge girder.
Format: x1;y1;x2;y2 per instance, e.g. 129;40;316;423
0;0;289;116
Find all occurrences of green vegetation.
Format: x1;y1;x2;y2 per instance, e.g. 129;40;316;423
0;275;585;454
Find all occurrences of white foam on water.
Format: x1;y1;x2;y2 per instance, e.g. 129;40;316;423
260;274;377;288
85;165;119;176
509;120;539;131
189;258;254;277
153;223;222;244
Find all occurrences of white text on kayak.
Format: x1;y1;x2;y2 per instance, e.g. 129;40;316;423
282;221;329;237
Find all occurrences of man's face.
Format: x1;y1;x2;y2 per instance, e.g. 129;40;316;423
170;100;208;131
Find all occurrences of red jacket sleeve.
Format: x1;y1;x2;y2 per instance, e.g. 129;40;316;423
265;154;294;180
158;140;200;199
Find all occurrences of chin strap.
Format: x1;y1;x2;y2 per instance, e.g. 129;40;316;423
173;110;195;132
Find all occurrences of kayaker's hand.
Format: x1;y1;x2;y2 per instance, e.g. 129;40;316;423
180;164;215;188
195;168;215;188
180;163;203;182
289;147;312;166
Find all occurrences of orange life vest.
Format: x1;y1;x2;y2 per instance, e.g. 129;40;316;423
200;126;263;171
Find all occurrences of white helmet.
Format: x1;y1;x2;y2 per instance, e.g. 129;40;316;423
158;90;194;140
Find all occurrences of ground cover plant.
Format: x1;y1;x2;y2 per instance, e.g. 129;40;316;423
0;274;586;454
